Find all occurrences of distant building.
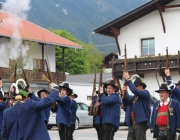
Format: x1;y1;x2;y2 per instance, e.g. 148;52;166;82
66;73;112;105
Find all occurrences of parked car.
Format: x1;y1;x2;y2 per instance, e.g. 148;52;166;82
47;102;93;130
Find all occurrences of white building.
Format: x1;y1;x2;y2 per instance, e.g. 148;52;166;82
94;0;180;99
66;73;112;105
0;10;82;91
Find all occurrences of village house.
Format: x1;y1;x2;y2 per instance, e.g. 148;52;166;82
0;8;82;91
94;0;180;99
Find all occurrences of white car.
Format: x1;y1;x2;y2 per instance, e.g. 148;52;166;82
47;102;93;130
47;101;127;129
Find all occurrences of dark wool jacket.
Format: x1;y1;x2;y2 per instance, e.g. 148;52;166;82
150;99;180;139
126;80;151;127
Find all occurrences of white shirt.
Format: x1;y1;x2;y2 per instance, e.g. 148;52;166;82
160;97;170;106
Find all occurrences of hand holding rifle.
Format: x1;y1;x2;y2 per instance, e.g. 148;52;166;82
0;75;2;88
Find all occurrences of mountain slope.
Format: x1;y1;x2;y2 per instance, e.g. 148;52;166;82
1;0;150;53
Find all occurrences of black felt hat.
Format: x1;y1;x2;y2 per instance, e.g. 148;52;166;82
104;79;116;89
175;80;180;86
59;82;73;95
71;92;78;98
0;91;6;101
134;77;147;89
37;88;48;98
155;83;171;94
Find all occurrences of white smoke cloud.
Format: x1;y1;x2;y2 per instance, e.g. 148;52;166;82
22;45;29;57
3;0;31;19
0;43;7;56
0;0;31;60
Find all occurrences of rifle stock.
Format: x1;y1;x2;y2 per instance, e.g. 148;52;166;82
14;63;17;83
121;44;127;109
45;59;52;83
22;70;29;88
93;68;103;116
88;71;96;116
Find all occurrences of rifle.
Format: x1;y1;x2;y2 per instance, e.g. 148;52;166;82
45;59;52;82
162;47;169;82
14;63;17;83
42;59;52;83
22;69;29;92
124;44;127;73
88;71;96;116
93;67;103;115
121;44;128;110
166;47;169;69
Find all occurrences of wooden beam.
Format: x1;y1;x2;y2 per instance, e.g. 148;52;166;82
111;27;120;35
156;4;166;33
163;4;180;9
111;27;121;55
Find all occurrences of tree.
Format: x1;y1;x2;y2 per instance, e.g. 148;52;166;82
49;28;104;74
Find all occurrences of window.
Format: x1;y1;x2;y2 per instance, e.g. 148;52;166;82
77;104;81;110
141;38;155;56
80;103;89;111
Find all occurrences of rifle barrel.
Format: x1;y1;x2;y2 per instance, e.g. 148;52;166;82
166;47;169;69
124;44;127;72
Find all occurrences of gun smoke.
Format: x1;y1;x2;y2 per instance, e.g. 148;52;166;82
0;0;31;60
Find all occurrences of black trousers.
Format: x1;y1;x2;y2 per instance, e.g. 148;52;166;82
58;123;70;140
127;122;147;140
94;124;102;140
69;124;75;140
101;123;117;140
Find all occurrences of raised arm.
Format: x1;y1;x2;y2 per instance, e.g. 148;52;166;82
30;93;41;101
56;96;71;105
126;80;150;98
30;86;59;111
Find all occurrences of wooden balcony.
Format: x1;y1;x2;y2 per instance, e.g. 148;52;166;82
0;67;65;84
112;54;180;79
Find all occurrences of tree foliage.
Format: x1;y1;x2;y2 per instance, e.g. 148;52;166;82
49;28;105;74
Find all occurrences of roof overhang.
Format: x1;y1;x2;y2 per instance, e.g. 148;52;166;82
94;0;174;37
0;11;83;49
0;34;83;49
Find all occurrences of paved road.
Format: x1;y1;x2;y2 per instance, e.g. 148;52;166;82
49;126;153;140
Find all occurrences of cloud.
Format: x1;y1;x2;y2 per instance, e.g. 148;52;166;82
62;8;68;15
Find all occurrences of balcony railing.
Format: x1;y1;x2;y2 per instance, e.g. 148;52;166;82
0;67;65;84
112;54;180;79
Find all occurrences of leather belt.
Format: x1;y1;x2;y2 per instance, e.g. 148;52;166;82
158;126;167;131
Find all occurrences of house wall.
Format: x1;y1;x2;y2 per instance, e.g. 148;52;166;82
0;37;11;67
0;37;56;72
118;0;180;58
70;83;98;105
